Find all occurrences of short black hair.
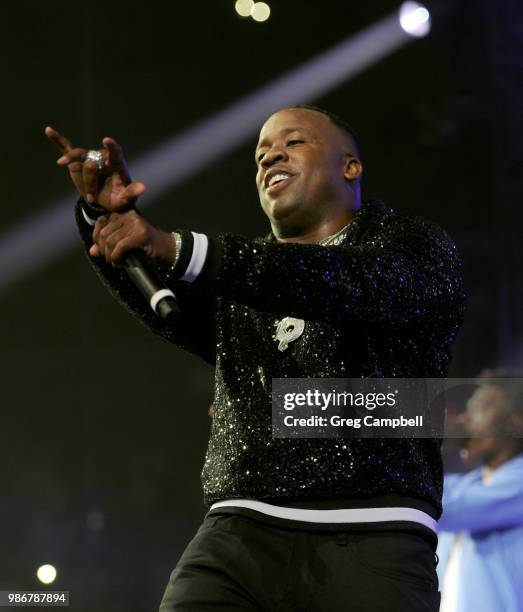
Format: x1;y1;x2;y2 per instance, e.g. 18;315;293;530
289;104;361;159
477;367;523;416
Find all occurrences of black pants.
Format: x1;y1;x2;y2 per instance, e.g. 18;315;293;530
159;513;441;611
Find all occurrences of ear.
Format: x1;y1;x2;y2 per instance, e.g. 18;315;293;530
343;155;363;182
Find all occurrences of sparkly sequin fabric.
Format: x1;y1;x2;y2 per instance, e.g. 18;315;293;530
75;199;465;517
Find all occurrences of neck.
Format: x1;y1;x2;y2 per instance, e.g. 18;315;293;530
484;444;522;473
273;211;355;244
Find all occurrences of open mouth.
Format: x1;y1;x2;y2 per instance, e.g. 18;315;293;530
266;173;296;194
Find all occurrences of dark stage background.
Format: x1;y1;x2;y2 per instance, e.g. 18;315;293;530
3;1;522;610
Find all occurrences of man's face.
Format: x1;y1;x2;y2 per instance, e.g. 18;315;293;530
255;108;359;228
461;385;513;464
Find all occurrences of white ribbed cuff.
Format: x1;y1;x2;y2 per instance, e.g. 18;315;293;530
180;232;209;282
81;206;97;226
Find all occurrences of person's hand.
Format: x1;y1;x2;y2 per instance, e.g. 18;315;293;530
90;210;176;266
45;126;146;212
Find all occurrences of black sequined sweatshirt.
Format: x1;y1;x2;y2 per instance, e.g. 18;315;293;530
75;199;465;519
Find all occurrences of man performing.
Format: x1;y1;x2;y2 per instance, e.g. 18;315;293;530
46;105;465;611
438;370;523;612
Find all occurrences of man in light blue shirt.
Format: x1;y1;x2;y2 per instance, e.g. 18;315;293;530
438;371;523;612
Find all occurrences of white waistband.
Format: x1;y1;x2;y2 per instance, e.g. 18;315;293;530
210;499;437;533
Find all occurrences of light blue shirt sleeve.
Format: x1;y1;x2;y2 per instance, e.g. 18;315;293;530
439;456;523;533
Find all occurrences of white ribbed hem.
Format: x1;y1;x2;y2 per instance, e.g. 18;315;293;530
210;499;437;533
181;232;208;282
81;207;97;226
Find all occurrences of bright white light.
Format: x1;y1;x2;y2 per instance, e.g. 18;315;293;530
399;2;431;37
235;0;254;17
251;2;270;22
36;564;57;584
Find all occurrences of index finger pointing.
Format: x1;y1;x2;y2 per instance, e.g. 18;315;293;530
45;126;73;153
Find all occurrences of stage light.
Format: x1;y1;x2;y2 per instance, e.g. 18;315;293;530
1;6;430;291
235;0;254;17
399;2;431;37
251;2;270;22
36;564;57;584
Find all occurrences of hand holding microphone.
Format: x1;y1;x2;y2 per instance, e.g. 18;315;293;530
45;127;181;322
90;211;182;322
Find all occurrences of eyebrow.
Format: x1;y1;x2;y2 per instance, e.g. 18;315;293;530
255;127;312;157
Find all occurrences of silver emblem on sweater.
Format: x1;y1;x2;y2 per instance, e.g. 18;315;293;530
273;317;305;352
272;223;351;352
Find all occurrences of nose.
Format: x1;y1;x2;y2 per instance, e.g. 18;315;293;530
260;144;288;168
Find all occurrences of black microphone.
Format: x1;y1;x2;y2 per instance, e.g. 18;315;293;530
120;250;182;323
80;198;181;322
